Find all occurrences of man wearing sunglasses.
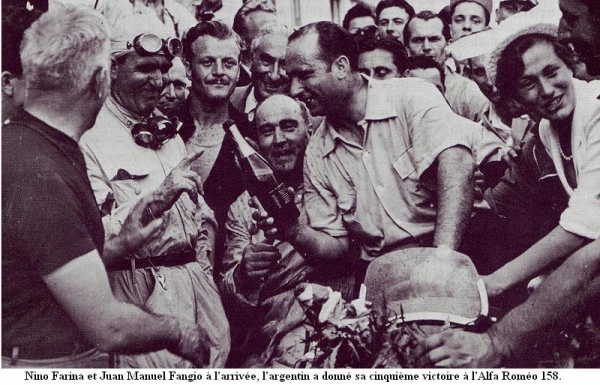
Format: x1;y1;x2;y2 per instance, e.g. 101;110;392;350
78;14;230;368
342;3;377;37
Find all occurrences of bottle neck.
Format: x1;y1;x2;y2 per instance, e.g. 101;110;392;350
228;124;256;158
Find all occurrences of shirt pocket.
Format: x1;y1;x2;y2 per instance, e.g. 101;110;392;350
109;167;151;204
393;149;416;180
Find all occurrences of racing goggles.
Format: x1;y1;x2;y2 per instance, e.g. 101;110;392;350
125;33;183;58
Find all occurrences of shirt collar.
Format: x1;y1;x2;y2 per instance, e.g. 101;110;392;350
321;74;396;156
245;86;259;118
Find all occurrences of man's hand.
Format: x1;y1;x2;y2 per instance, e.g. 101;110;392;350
483;274;506;299
417;329;503;368
150;149;204;217
171;322;218;368
103;195;163;261
234;243;282;287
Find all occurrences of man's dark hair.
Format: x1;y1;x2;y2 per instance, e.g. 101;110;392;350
496;33;575;101
2;4;45;74
183;20;243;62
342;3;375;30
404;10;451;45
405;55;446;86
357;35;409;73
289;21;359;71
375;0;415;21
450;1;491;26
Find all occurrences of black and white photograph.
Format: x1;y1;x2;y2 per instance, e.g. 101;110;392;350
1;0;599;377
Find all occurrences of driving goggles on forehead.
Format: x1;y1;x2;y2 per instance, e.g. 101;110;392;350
125;33;183;58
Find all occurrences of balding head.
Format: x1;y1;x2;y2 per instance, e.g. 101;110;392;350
254;94;311;177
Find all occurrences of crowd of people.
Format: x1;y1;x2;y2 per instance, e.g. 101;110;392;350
2;0;599;369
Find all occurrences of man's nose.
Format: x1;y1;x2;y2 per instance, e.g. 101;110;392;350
539;78;555;97
213;60;225;76
422;39;432;51
164;83;176;99
558;18;572;42
273;127;286;143
290;77;303;98
149;68;163;87
268;62;282;82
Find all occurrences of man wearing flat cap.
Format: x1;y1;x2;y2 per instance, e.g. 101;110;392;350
79;13;230;368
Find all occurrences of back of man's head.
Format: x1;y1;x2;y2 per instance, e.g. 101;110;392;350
404;10;451;45
20;3;110;93
289;21;359;71
375;0;415;21
343;3;375;30
405;55;446;92
183;20;243;62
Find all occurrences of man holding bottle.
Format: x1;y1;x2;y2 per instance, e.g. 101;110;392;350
220;94;328;367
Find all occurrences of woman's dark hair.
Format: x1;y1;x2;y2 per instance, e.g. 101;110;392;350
496;33;576;102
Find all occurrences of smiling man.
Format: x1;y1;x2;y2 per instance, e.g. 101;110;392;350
231;24;291;122
260;22;482;297
221;95;317;367
78;14;230;368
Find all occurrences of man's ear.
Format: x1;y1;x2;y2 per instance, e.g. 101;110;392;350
110;57;120;82
332;55;352;79
91;66;110;100
403;69;412;78
2;71;16;97
184;58;192;79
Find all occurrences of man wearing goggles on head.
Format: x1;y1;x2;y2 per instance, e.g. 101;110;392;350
79;13;230;368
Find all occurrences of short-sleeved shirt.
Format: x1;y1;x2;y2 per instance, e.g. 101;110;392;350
539;79;600;240
445;69;489;123
304;76;479;261
2;109;104;357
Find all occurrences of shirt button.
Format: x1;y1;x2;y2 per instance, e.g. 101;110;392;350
377;185;384;191
134;186;142;195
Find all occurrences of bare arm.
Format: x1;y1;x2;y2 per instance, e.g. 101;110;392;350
420;238;600;367
43;250;215;365
433;146;475;249
485;225;588;297
284;222;350;264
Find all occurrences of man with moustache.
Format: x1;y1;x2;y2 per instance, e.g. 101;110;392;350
79;14;230;368
221;95;324;367
254;22;481;295
230;24;290;122
404;11;488;122
177;20;253;276
417;0;600;367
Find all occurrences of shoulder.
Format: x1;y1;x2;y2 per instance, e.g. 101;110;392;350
231;85;252;112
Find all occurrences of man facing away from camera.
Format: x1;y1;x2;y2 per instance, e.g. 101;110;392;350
2;4;218;368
